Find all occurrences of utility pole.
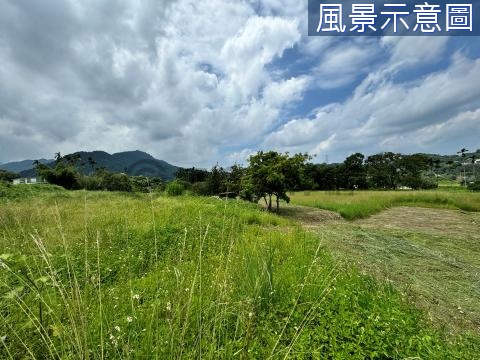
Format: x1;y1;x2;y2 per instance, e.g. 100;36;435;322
457;148;469;186
471;155;477;180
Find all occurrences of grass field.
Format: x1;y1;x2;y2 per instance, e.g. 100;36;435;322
283;205;480;334
1;185;480;358
289;190;480;220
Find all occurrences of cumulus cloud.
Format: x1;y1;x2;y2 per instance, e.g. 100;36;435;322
0;0;477;167
0;0;309;166
263;53;480;161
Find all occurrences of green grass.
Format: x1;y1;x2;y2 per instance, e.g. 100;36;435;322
0;182;68;200
1;188;479;358
303;215;480;335
290;190;480;220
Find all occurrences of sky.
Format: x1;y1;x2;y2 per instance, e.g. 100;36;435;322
0;0;479;167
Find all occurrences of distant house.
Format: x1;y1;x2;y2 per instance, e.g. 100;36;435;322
12;177;45;185
475;159;480;164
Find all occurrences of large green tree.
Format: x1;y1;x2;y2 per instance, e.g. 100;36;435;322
366;152;401;189
341;153;367;189
244;151;310;211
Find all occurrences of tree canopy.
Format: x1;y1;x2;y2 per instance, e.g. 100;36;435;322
243;151;310;211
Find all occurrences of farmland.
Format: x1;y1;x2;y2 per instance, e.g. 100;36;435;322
1;185;479;358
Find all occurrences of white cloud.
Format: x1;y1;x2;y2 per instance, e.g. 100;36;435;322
381;36;449;69
263;53;480;161
0;0;477;167
0;0;307;166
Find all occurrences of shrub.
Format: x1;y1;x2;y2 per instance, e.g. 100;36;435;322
191;181;209;195
165;180;184;196
43;166;82;190
0;181;10;197
0;169;17;182
418;177;438;189
468;180;480;191
102;173;132;192
80;175;103;191
131;176;164;193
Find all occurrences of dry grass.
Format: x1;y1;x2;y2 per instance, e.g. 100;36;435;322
358;206;480;239
281;203;480;335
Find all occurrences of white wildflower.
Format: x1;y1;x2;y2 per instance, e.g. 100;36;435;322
114;326;121;332
132;294;140;300
109;334;118;346
166;301;172;312
126;316;133;323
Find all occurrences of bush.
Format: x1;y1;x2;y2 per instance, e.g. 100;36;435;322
418;177;438;189
43;166;82;190
0;181;10;197
0;169;17;182
468;180;480;191
131;176;164;193
191;181;209;195
102;173;132;192
165;180;184;196
80;175;103;191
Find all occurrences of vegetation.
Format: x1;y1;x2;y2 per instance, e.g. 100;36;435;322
243;152;310;211
1;189;479;358
174;151;450;208
282;205;480;336
34;155;164;193
164;180;185;196
14;150;179;180
0;170;17;183
290;190;480;220
468;180;480;191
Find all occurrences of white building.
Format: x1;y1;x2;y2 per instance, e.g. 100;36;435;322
12;177;45;185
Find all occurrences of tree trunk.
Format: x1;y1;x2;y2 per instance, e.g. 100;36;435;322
276;194;279;212
267;194;272;211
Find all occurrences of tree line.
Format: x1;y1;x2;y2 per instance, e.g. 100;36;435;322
3;150;479;210
175;151;442;210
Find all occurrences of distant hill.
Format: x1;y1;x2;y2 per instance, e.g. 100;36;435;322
0;159;53;173
15;151;180;180
419;149;480;180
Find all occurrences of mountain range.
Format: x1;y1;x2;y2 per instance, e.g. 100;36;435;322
0;151;180;180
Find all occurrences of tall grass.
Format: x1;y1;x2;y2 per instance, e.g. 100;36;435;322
290;190;480;220
0;190;478;358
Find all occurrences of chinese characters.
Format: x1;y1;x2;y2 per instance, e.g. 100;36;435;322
315;2;474;34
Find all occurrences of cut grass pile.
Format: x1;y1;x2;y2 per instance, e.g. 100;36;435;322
1;189;479;358
289;190;480;220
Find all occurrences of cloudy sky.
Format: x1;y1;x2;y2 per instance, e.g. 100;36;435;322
0;0;479;167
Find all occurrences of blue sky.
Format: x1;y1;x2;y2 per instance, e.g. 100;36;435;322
0;0;479;167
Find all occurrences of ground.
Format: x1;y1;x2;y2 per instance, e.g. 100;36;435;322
281;202;480;335
1;185;480;358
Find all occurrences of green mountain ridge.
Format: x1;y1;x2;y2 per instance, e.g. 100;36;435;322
8;150;179;181
0;158;53;173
